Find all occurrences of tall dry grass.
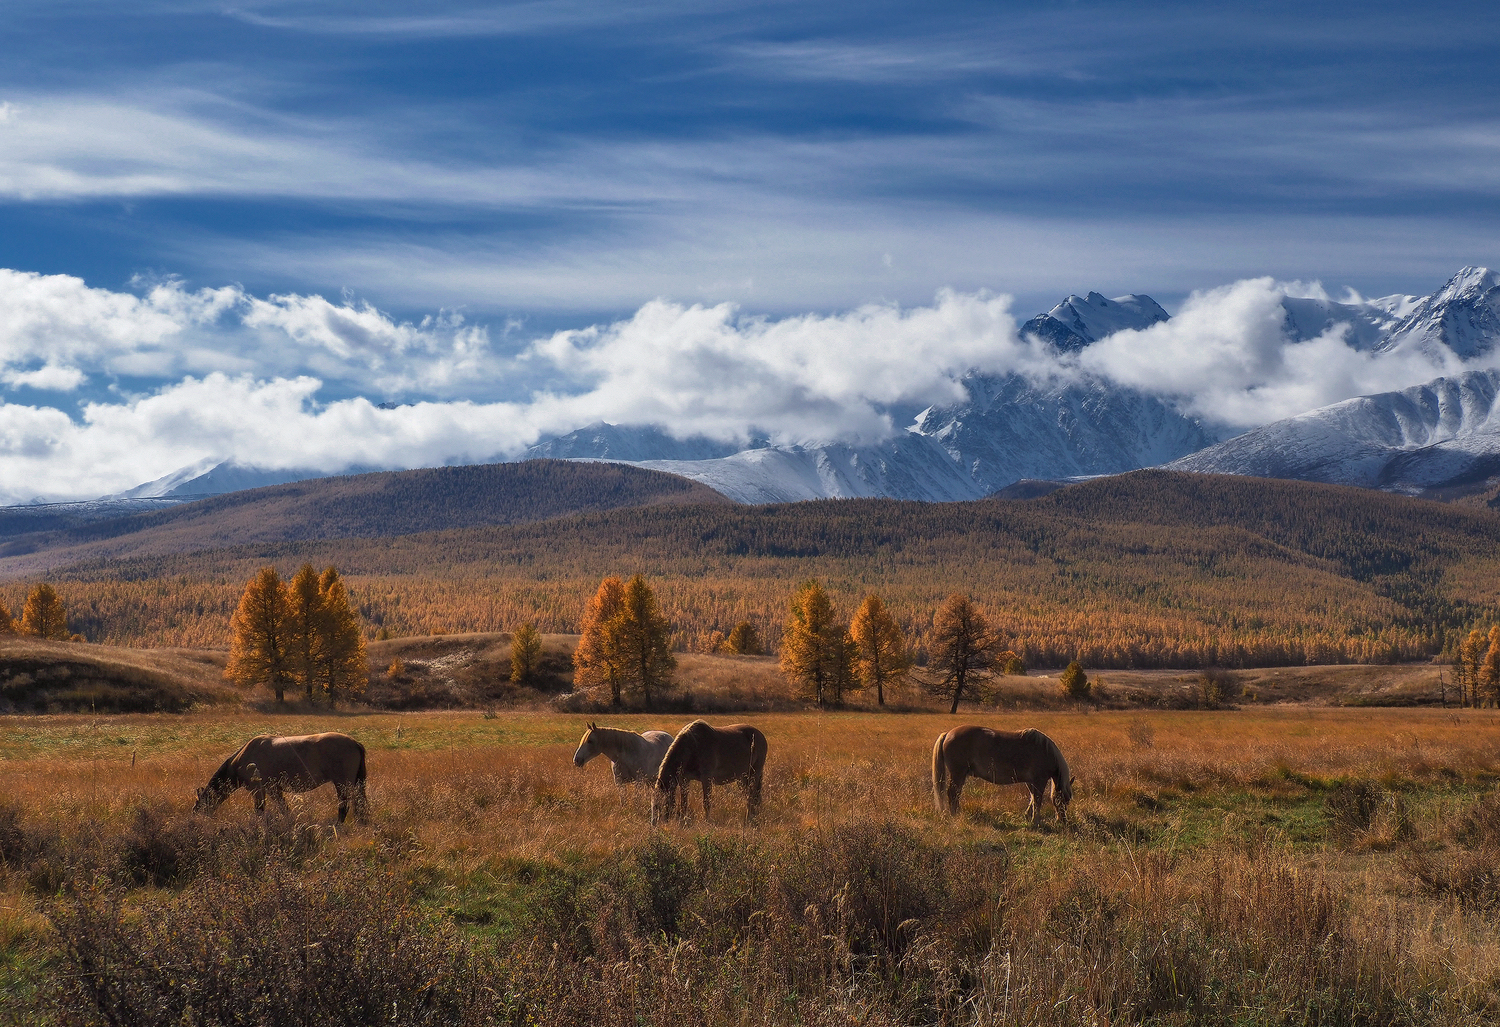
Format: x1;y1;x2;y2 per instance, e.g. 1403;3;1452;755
2;707;1499;1024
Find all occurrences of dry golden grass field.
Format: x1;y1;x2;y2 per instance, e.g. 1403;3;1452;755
3;705;1500;1025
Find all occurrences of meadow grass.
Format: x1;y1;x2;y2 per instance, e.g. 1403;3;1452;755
3;706;1500;1024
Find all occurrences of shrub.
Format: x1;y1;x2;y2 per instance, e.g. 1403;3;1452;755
49;866;500;1026
1059;661;1090;700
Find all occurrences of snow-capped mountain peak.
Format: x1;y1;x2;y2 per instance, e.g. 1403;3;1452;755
1377;266;1500;360
1020;292;1170;351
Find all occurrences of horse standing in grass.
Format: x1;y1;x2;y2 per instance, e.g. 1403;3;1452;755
573;722;674;785
932;726;1072;824
652;720;767;825
193;732;368;824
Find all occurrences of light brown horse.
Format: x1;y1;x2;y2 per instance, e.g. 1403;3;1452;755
932;726;1072;824
194;732;368;823
652;720;767;825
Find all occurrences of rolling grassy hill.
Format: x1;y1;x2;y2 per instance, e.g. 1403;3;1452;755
11;469;1500;669
0;460;730;574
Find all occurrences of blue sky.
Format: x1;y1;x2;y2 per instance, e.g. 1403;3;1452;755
4;0;1498;320
0;0;1497;499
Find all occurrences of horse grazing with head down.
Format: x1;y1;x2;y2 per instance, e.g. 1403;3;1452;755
932;726;1072;824
652;720;767;825
194;732;368;824
573;722;674;785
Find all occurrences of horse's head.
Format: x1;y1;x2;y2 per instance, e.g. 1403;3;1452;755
1054;775;1075;822
193;782;226;815
573;722;599;767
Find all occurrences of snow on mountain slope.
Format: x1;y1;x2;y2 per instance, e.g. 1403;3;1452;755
1376;266;1500;360
526;422;744;462
1278;294;1412;349
914;372;1221;493
1019;292;1170;351
635;433;985;504
103;460;340;501
1167;369;1500;493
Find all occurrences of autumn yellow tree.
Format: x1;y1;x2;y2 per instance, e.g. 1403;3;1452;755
226;567;295;701
20;583;69;640
287;564;325;701
849;593;909;705
780;579;852;706
931;593;999;714
1480;625;1500;708
511;622;542;683
0;598;16;635
314;567;368;702
724;621;762;655
574;576;628;705
1461;627;1489;707
610;575;675;708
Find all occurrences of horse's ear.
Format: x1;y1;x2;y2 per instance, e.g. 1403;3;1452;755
588;721;596;730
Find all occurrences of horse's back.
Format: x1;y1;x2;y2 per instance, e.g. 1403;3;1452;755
249;732;364;786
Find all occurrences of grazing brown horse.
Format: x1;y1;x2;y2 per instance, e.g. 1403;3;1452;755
652;720;767;825
932;726;1072;824
194;732;368;824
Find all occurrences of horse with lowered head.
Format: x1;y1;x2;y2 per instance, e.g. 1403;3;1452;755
194;732;368;824
652;720;767;825
573;722;674;785
932;726;1072;824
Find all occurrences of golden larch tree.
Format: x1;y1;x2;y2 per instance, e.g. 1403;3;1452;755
315;567;368;702
1460;627;1489;708
779;579;850;706
610;574;675;708
931;593;999;714
724;621;762;655
226;567;295;702
20;583;70;640
0;598;17;635
574;576;628;705
1480;625;1500;708
850;593;909;706
287;563;326;701
510;622;542;683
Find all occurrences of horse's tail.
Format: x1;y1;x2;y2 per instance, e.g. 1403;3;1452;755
931;731;948;814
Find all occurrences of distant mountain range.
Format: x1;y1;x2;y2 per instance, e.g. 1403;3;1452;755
36;264;1500;510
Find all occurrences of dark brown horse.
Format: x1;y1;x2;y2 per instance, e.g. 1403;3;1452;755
652;720;767;825
932;726;1072;823
194;732;368;823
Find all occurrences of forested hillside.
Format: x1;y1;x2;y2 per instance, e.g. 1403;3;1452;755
0;460;730;572
17;471;1500;669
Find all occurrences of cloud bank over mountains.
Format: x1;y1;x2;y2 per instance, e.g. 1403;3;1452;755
0;266;1486;504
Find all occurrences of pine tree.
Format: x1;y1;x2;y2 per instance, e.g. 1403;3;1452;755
574;576;628;705
315;567;367;702
510;622;542;683
287;564;326;701
611;575;676;708
849;593;909;705
931;593;998;714
226;567;295;701
1059;661;1091;701
20;584;69;640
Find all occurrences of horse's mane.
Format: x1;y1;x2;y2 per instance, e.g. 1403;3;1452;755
1023;728;1069;787
655;720;707;788
208;753;238;789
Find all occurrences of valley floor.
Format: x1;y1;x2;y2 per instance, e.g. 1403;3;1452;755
2;707;1499;1024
